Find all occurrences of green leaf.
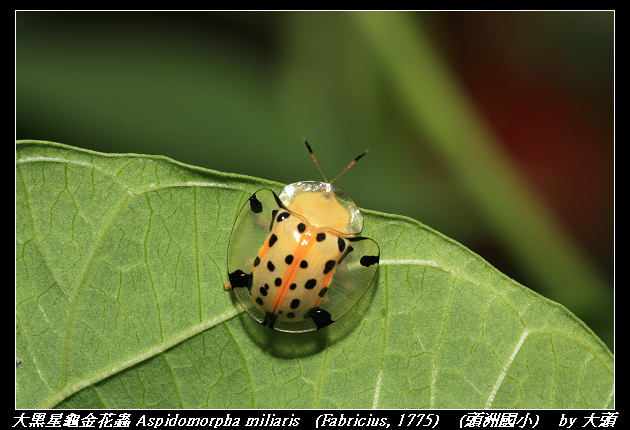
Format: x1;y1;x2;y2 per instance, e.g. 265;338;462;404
16;140;613;409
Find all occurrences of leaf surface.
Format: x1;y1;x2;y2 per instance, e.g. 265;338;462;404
16;141;613;409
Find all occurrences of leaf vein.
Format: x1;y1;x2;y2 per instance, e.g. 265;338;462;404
485;328;530;408
39;307;241;408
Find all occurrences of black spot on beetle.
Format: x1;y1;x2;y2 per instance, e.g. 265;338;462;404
272;192;286;209
285;255;294;264
249;194;263;213
347;237;370;242
290;283;297;290
305;279;317;289
305;307;333;329
360;255;380;267
256;297;264;305
269;234;278;247
267;261;275;271
338;246;354;265
275;277;282;286
297;223;306;233
228;270;251;289
259;286;267;296
287;312;296;319
253;257;260;267
290;299;300;309
262;311;278;329
300;260;308;269
338;237;346;253
318;287;328;297
277;212;290;222
269;210;278;231
323;260;336;274
316;233;326;242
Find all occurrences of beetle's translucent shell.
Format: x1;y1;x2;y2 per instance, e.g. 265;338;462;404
279;181;363;235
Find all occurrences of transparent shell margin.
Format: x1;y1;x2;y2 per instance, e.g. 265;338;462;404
279;181;364;235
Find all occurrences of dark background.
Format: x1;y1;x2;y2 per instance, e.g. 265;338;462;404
16;12;614;350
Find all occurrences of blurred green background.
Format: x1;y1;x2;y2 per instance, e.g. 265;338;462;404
16;12;613;350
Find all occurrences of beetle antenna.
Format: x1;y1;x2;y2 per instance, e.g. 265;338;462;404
303;138;329;183
330;150;370;184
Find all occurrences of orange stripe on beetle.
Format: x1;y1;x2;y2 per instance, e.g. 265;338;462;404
272;225;317;311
